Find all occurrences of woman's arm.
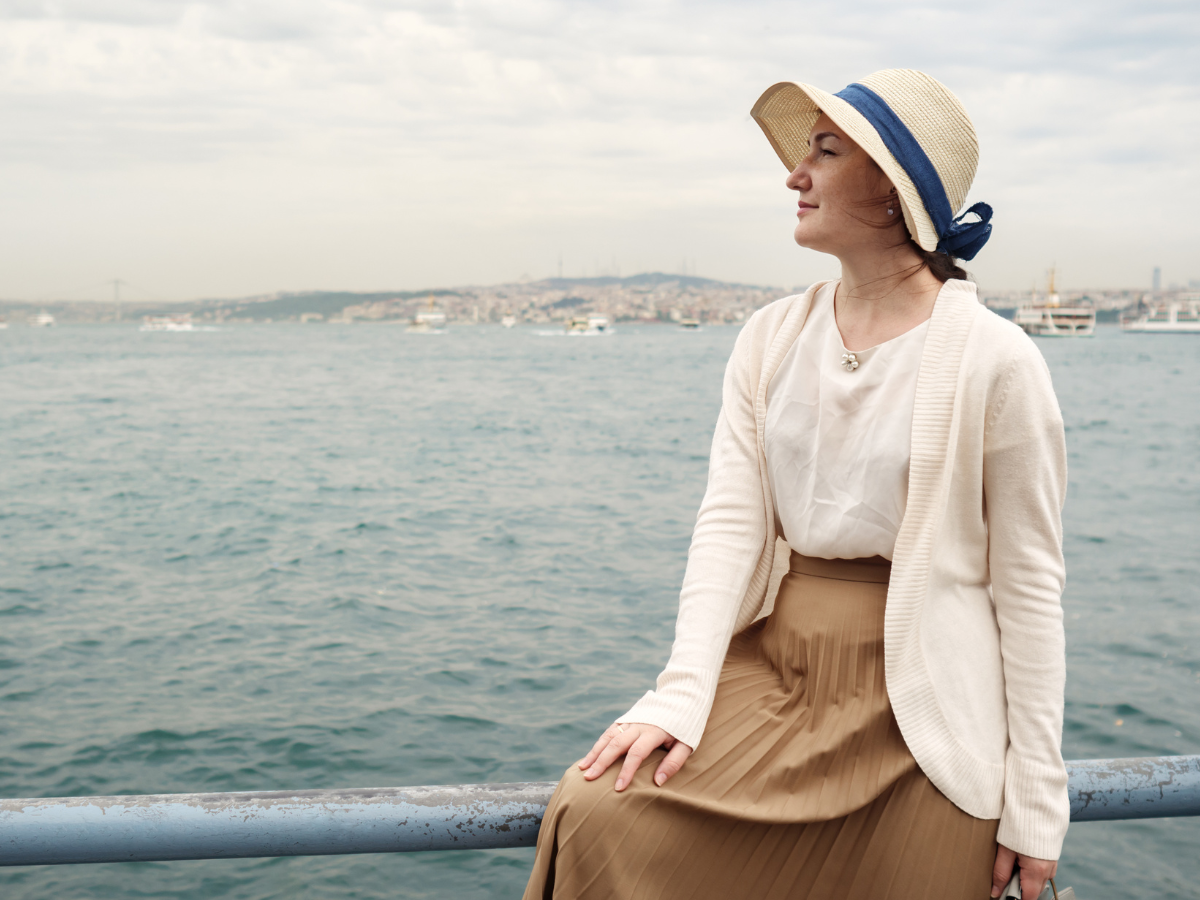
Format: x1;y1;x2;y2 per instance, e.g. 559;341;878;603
582;310;775;785
982;338;1071;865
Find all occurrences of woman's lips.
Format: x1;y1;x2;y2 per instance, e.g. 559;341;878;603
796;202;816;217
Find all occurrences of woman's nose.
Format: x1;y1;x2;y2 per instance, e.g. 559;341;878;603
785;163;810;191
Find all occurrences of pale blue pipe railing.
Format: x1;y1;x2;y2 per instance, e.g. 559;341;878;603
0;755;1196;867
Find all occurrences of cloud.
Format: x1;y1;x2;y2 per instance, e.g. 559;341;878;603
0;0;1197;298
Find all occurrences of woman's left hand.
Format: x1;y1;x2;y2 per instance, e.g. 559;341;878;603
991;844;1057;900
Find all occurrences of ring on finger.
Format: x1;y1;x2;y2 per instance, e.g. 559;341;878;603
617;724;626;733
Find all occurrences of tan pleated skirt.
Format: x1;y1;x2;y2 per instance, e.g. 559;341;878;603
524;553;1000;900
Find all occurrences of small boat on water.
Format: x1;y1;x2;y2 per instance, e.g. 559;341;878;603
140;314;195;332
565;315;610;335
679;318;701;330
407;296;447;333
1014;269;1095;338
32;311;55;327
501;312;517;329
1121;296;1200;333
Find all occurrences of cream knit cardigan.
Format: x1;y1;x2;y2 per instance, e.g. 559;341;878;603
617;278;1070;860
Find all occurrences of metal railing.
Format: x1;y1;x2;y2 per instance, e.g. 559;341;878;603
0;755;1196;867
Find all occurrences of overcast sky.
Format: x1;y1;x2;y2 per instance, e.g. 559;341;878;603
2;0;1197;300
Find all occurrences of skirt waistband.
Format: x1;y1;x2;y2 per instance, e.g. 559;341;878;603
788;551;892;584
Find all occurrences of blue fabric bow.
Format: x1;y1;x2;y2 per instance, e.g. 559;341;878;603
936;202;992;261
834;83;992;261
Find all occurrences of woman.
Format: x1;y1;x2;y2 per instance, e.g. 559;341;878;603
525;69;1069;900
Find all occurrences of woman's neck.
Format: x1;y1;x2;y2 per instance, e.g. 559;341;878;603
833;243;945;351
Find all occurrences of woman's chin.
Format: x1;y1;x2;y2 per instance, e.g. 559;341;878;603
792;224;824;252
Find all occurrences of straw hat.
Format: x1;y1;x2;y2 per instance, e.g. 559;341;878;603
750;69;992;260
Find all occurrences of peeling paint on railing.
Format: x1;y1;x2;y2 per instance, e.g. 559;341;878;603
0;756;1196;867
1067;754;1200;821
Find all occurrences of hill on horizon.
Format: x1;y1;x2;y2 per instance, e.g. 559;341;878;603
531;272;769;291
0;272;781;323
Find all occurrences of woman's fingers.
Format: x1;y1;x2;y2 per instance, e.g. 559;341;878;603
653;739;693;786
577;726;621;770
990;844;1017;898
990;846;1058;900
1017;855;1057;900
614;732;661;791
582;728;638;781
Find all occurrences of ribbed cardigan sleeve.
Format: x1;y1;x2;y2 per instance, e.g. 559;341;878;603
616;319;769;750
983;339;1071;860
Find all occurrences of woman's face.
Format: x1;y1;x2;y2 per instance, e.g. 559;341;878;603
786;113;899;256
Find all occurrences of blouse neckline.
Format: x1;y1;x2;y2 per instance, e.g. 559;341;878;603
829;283;935;355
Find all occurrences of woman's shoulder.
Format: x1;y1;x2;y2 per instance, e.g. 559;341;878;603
944;283;1059;414
735;282;830;356
942;280;1046;368
745;288;814;329
979;313;1050;376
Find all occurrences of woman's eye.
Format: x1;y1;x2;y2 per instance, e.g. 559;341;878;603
820;148;835;157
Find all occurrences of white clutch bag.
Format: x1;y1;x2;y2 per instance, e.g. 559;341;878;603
999;869;1076;900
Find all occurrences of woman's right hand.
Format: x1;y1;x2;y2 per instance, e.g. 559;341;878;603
577;723;693;792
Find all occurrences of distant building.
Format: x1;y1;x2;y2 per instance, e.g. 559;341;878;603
1153;266;1162;292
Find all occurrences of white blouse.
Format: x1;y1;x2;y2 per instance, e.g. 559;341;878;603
765;282;929;560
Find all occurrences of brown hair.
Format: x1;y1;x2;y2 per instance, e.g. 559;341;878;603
912;244;967;282
848;189;968;283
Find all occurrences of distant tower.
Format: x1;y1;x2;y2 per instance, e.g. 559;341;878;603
112;278;124;322
1153;266;1162;292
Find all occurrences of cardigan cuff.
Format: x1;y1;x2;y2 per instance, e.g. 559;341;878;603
995;751;1070;860
616;687;712;751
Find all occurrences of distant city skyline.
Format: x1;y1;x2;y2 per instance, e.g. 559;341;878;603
2;270;1179;328
2;1;1198;300
2;266;1194;309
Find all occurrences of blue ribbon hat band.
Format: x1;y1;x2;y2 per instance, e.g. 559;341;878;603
833;83;992;261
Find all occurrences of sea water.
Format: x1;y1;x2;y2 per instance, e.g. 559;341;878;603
0;323;1196;899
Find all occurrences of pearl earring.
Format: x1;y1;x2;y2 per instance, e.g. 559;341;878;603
887;190;896;216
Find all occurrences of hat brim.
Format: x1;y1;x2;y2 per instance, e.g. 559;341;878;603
750;82;939;253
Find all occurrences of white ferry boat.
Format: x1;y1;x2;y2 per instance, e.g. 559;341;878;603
565;315;610;335
1013;270;1095;337
140;314;195;332
501;312;517;329
407;297;447;333
1121;296;1200;333
32;311;55;327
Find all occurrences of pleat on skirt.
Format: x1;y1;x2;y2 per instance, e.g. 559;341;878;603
523;553;1000;900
